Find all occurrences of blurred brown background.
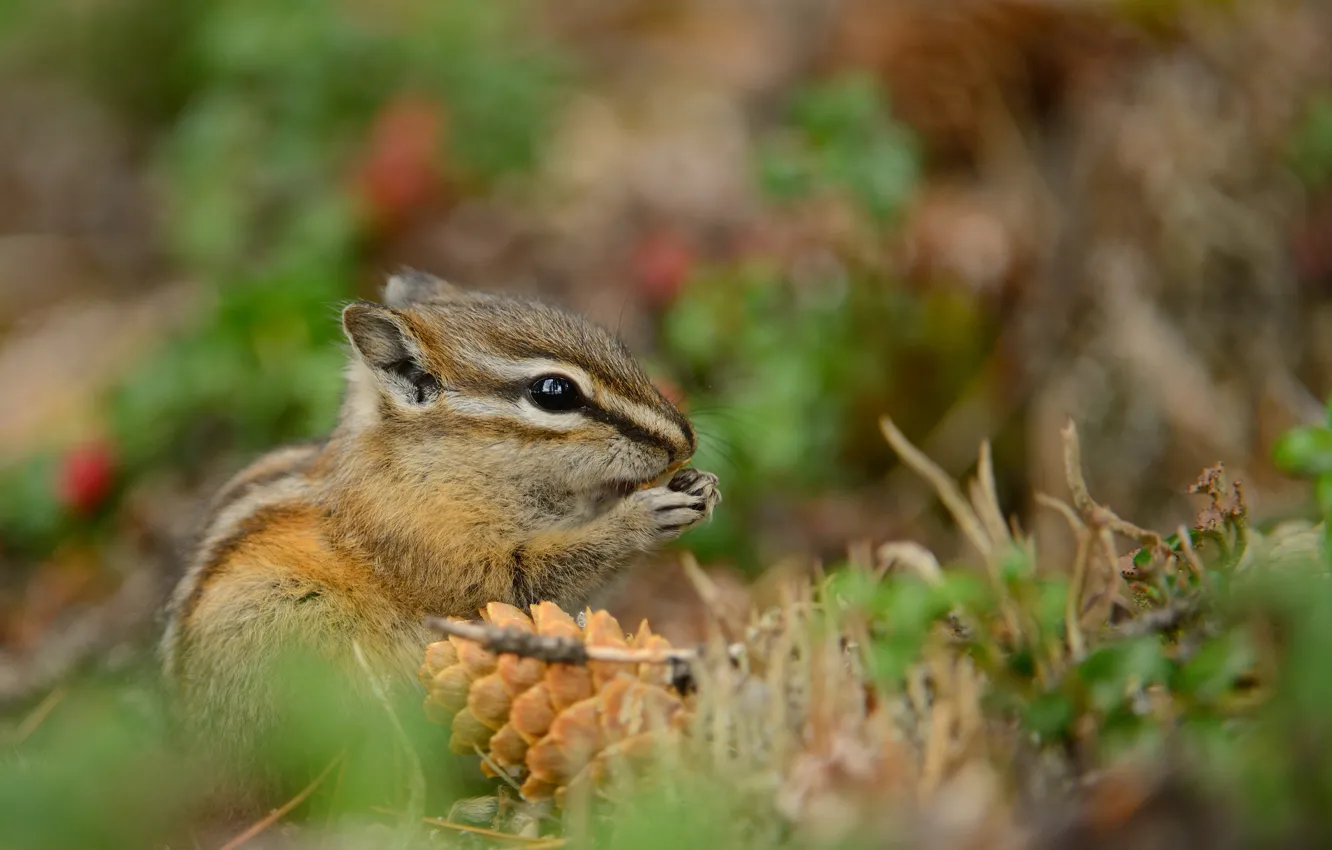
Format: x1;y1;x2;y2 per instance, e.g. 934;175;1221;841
2;0;1331;694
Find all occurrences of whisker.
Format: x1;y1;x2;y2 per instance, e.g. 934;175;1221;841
687;406;761;429
615;292;631;337
696;430;741;471
696;426;740;452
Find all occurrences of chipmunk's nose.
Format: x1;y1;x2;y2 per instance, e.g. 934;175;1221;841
679;421;697;460
666;417;696;465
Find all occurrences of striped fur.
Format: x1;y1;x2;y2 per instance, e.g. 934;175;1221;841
159;272;721;787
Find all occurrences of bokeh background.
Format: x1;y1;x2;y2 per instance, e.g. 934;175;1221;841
2;0;1332;836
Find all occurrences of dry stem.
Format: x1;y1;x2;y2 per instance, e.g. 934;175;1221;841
1034;493;1089;659
370;807;563;845
880;415;1024;641
881;416;993;560
218;755;342;850
424;617;700;666
353;639;424;844
1061;420;1165;552
7;684;66;745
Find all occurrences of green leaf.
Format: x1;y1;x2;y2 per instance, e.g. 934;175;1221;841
757;146;814;202
883;580;953;637
788;73;884;148
1009;648;1036;679
1024;692;1075;739
1099;704;1158;759
1315;474;1332;520
1176;633;1254;702
1077;638;1169;713
1289;93;1332;188
941;572;993;616
0;454;65;551
824;569;881;610
1272;425;1332;477
999;548;1034;583
1035;578;1071;633
868;633;924;686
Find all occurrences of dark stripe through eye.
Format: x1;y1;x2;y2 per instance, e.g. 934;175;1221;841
581;406;677;458
517;373;679;458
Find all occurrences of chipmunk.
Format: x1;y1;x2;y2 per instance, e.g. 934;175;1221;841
159;271;720;789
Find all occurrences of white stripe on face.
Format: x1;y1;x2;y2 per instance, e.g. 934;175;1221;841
461;355;688;448
471;355;594;390
442;392;586;431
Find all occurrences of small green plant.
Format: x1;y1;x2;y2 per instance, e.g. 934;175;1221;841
816;418;1332;843
1289;91;1332;189
759;73;919;224
655;75;990;569
1272;397;1332;556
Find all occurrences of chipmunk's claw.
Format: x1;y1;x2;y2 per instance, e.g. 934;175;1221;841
667;468;721;507
630;469;721;540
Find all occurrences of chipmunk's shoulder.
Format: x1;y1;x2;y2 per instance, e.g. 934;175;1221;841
160;439;335;678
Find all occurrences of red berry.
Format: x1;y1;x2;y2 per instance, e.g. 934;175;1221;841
57;441;116;517
353;96;445;227
632;228;695;308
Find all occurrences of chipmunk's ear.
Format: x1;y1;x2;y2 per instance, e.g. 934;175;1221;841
342;302;441;405
384;269;465;308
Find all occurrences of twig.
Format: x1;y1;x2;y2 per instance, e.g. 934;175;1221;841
352;640;424;846
1066;530;1092;660
218;755;342;850
680;552;737;627
875;542;945;585
919;696;955;800
1111;600;1199;639
1176;524;1205;579
1034;492;1081;532
1061;420;1165;551
882;416;1026;641
8;684;66;745
881;415;993;560
475;745;525;794
973;440;1013;547
370;806;563;845
424;618;699;666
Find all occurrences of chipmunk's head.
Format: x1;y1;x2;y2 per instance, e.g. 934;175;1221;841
338;271;695;510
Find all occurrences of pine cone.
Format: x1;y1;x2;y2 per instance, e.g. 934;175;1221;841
419;601;690;803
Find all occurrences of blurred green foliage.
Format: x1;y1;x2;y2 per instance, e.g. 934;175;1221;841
1;649;470;850
659;76;990;569
0;674;197;850
1290;91;1332;188
0;0;567;556
759;73;919;223
1272;397;1332;557
817;447;1332;845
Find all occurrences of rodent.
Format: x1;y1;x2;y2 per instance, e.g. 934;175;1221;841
158;270;720;792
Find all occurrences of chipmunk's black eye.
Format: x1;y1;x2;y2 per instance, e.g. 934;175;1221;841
528;375;582;412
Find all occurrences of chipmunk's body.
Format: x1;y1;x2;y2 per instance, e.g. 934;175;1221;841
160;272;719;786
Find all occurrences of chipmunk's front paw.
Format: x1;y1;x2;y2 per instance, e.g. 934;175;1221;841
667;468;721;508
630;468;721;542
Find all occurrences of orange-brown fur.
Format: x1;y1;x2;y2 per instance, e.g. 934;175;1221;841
160;271;720;787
